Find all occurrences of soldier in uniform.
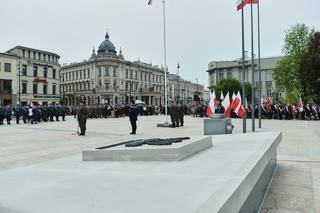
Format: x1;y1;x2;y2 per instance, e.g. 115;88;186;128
178;102;185;127
77;101;89;136
0;106;5;125
5;105;12;125
13;106;21;124
168;101;175;128
129;100;139;134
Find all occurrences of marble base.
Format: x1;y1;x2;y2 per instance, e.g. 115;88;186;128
203;118;232;135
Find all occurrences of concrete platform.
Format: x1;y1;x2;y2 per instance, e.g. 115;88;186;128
0;131;281;213
82;136;212;161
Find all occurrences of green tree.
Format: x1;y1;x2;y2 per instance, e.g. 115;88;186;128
299;32;320;104
76;96;84;106
212;78;252;102
273;23;315;104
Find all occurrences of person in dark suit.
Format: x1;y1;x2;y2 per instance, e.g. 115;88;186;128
129;100;138;135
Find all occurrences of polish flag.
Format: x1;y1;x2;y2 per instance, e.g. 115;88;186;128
237;0;258;11
261;96;266;112
222;92;231;118
231;92;239;111
234;91;245;118
148;0;153;5
220;91;224;101
297;97;303;112
206;91;216;117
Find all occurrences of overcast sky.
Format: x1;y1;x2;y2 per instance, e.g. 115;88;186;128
1;0;319;87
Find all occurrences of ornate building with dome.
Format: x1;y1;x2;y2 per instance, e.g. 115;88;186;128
60;32;167;106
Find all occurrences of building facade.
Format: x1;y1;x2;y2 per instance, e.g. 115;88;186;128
6;46;61;106
167;74;205;102
207;56;284;99
0;52;17;105
60;32;203;106
60;32;166;106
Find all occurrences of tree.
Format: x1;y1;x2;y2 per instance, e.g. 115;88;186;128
273;24;315;104
299;32;320;104
212;78;252;102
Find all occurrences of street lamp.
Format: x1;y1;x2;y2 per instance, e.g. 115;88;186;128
177;63;181;101
18;53;21;107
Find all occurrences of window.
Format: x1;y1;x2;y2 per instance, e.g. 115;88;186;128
33;84;38;94
99;68;102;77
105;67;109;76
52;85;56;95
22;82;27;94
88;83;90;90
53;69;56;79
266;70;273;81
22;65;27;76
87;69;90;78
43;84;48;95
4;63;11;72
83;70;86;79
227;71;232;78
113;69;116;77
218;71;224;81
23;50;26;58
33;66;38;77
125;69;128;78
43;67;48;78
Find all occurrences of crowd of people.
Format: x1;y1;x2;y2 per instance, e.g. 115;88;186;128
1;99;319;127
0;104;68;125
246;102;320;120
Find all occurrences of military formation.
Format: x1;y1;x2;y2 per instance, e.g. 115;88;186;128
168;102;187;128
0;104;69;125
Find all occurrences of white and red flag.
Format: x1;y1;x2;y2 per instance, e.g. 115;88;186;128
231;91;245;118
231;92;239;111
237;0;258;11
220;91;224;101
222;92;231;118
235;91;245;118
206;91;216;117
297;97;303;112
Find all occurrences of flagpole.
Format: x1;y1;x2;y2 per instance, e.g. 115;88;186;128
162;0;168;123
250;0;255;132
241;0;247;133
257;0;262;128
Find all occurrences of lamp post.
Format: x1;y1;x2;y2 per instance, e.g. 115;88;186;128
177;63;181;101
18;52;21;107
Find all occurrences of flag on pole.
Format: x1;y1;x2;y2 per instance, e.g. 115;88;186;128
237;0;258;11
148;0;153;5
220;91;224;101
297;97;303;112
231;92;240;111
235;91;245;118
206;91;216;117
222;92;231;118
